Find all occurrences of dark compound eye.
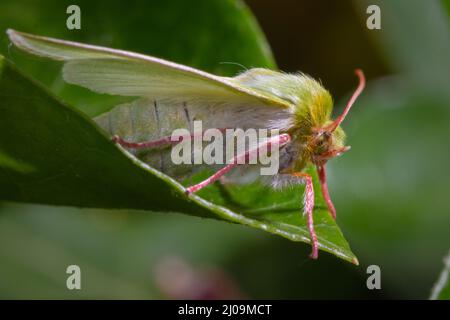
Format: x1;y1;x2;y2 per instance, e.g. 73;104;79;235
313;131;332;155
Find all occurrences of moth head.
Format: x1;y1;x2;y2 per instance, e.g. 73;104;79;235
311;69;365;166
310;126;348;165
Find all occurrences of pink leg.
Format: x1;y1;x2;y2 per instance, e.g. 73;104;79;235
186;162;238;194
293;172;318;259
186;133;291;194
317;164;336;219
112;135;180;149
111;130;211;149
112;129;229;150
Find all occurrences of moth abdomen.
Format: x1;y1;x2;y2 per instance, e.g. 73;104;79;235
95;98;196;177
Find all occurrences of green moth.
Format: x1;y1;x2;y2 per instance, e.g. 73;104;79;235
7;29;365;259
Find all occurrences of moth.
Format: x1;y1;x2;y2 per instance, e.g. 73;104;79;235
7;29;365;259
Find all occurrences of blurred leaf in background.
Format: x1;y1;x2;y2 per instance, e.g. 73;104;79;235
334;0;450;298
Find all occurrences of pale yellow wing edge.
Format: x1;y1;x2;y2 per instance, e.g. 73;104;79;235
7;29;290;109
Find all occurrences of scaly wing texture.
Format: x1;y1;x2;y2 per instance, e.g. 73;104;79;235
7;29;291;108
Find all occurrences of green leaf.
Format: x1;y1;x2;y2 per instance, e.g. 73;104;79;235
0;55;357;264
0;0;357;264
430;250;450;300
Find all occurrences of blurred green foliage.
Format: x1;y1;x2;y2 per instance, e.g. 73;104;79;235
0;0;449;299
333;0;450;298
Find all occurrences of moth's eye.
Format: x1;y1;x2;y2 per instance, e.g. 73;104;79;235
315;136;326;151
314;132;331;154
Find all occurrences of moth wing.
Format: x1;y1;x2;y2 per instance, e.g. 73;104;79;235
7;29;291;108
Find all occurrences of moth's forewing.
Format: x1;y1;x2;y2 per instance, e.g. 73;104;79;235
8;29;297;181
7;29;291;109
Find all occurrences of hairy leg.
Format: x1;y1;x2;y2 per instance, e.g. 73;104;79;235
186;133;291;194
292;172;318;259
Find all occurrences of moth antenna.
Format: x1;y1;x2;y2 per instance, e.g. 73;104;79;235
316;164;336;219
328;69;365;133
218;61;248;71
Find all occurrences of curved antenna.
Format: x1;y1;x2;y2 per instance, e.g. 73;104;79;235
328;69;365;133
316;164;336;219
218;61;249;71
